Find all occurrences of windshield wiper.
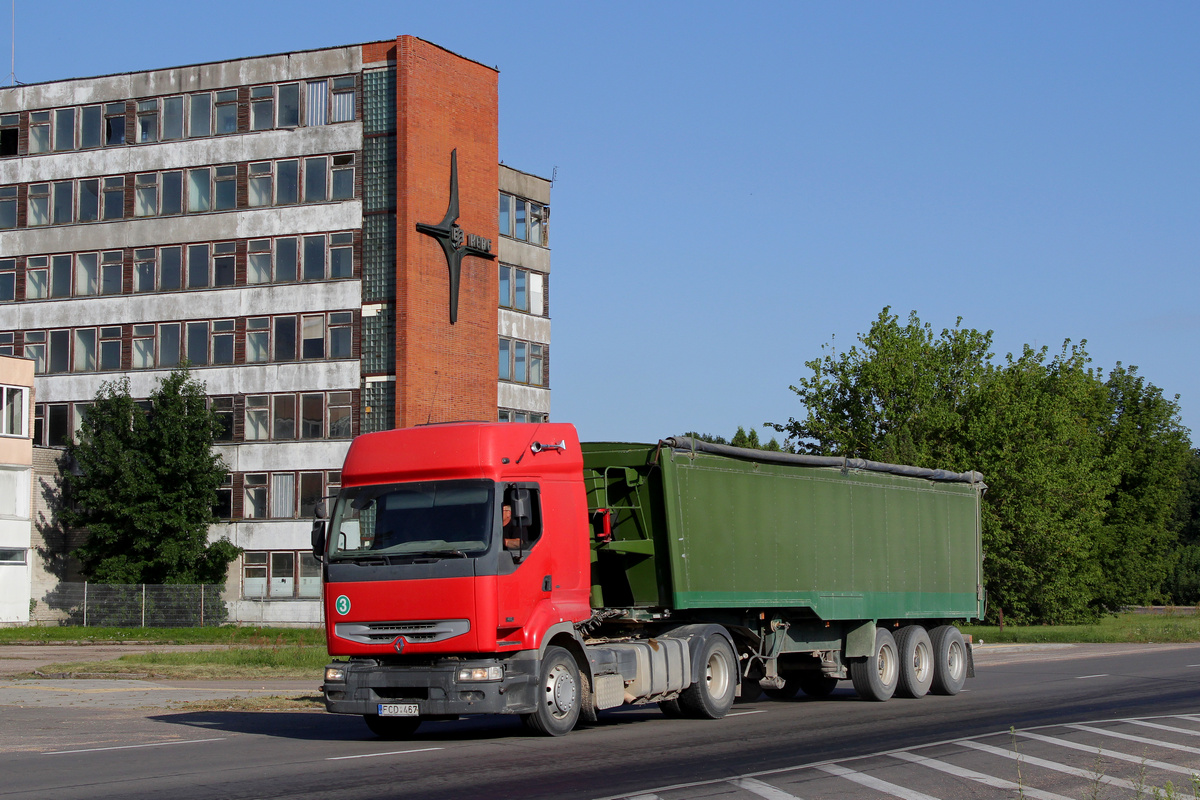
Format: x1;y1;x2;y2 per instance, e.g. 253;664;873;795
409;549;467;559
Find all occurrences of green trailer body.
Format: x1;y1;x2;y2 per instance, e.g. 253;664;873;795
583;439;984;626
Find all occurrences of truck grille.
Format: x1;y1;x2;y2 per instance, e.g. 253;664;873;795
335;619;471;645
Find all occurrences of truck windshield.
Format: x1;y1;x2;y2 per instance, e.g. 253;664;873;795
326;479;494;559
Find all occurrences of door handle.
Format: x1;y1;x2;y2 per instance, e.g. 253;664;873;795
542;575;552;592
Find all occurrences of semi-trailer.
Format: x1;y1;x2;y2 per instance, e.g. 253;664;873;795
314;422;984;737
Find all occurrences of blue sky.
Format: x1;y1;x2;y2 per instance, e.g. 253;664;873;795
6;2;1199;445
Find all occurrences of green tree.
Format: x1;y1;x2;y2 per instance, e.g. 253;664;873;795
768;307;992;469
1091;365;1191;609
1167;450;1200;603
65;368;239;584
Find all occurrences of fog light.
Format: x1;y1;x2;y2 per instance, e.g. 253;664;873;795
325;666;346;682
456;666;503;682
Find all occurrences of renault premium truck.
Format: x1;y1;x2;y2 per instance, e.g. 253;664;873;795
313;422;983;737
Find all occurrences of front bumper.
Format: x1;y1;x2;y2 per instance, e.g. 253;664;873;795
322;652;541;717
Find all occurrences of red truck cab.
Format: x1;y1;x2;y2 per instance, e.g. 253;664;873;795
316;422;594;736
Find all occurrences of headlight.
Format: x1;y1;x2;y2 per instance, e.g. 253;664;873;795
325;666;346;682
456;666;503;682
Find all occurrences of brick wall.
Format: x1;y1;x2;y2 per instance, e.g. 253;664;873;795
392;36;500;428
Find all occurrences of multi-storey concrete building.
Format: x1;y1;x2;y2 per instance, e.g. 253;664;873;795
0;37;552;623
0;355;33;624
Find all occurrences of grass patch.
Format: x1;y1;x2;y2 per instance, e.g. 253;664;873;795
0;626;324;646
26;645;331;680
964;610;1200;644
164;695;326;712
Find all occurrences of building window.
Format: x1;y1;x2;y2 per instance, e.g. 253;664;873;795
245;396;269;440
214;165;236;211
212;320;234;364
214;473;233;517
243;550;321;599
214;90;238;135
278;84;300;128
28;111;50;154
0;186;16;229
188;93;211;138
499;193;548;246
276;159;299;205
53;181;73;224
329;312;353;358
160;246;182;291
47;329;69;374
271;473;295;519
244;474;267;519
28;183;49;226
329;391;352;438
0;548;27;565
158;323;181;368
303;157;327;204
74;328;97;372
1;386;28;437
302;235;325;280
135;173;157;216
499;265;529;311
499;337;547;386
243;551;267;597
332;76;355;122
99;327;121;371
53;108;75;151
79;105;102;149
186;321;208;366
136;99;158;143
0;260;14;301
23;331;46;373
306;80;328;126
499;409;546;424
101;251;122;294
330;233;353;278
162;96;185;140
102;177;124;220
0;113;18;156
26;257;48;300
46;403;69;446
301;394;322;439
134;249;155;292
188;168;211;213
246;318;270;363
78;179;99;222
248;163;272;207
301;315;324;359
332;154;354;200
50;254;72;297
250;86;274;131
161;171;183;215
275;237;298;281
187;244;209;289
213;242;235;287
274;316;296;361
76;253;99;296
273;395;295;439
105;103;126;145
132;325;155;369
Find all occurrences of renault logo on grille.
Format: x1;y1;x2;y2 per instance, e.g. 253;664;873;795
392;636;406;654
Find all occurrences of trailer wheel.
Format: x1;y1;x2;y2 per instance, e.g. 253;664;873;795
894;625;934;698
929;625;967;695
678;635;737;719
849;627;898;702
797;673;839;698
522;645;581;736
363;714;421;739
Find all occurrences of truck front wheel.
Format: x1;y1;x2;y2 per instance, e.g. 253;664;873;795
523;645;581;736
679;635;737;719
850;627;898;701
363;714;421;739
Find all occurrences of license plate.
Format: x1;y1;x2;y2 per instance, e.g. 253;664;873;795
378;703;419;717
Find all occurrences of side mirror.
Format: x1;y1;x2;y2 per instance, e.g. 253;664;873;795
314;501;328;520
511;488;532;527
311;519;326;561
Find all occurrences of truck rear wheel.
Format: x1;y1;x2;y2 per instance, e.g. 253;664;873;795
850;627;898;702
363;714;421;739
894;625;934;698
929;625;967;695
678;635;737;719
522;645;581;736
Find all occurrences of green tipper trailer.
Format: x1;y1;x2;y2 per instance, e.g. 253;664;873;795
583;436;985;702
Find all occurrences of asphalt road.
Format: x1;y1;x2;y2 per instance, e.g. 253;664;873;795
2;643;1200;800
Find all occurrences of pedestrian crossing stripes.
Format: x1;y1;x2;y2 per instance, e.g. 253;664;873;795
594;714;1200;800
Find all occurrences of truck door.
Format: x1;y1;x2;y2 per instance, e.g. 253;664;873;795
495;484;549;637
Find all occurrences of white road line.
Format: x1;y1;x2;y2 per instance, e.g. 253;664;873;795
326;746;442;761
817;762;941;800
957;739;1138;790
1076;674;1109;679
1018;731;1196;776
891;750;1073;800
730;777;804;799
43;737;225;755
1126;719;1200;738
1068;724;1200;755
625;795;662;800
727;710;769;718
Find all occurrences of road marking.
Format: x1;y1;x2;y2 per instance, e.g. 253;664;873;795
817;762;941;800
1018;731;1196;775
727;710;768;718
1076;674;1109;679
1068;723;1200;755
730;777;803;799
957;739;1138;790
44;737;225;755
326;747;443;761
625;796;662;800
891;750;1073;800
1126;719;1200;738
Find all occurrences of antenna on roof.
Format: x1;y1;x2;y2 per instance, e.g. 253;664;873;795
551;166;558;186
7;0;16;87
